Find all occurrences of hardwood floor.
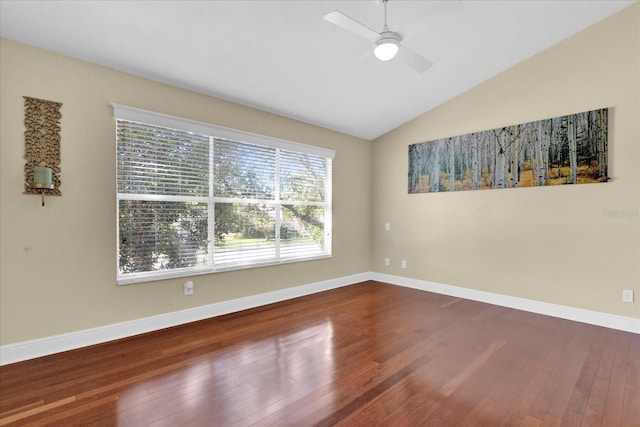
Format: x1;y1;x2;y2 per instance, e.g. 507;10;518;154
0;281;638;426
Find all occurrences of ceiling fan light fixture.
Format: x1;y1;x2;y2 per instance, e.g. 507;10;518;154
373;36;399;61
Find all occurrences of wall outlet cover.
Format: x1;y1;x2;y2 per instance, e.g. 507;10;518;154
184;281;194;295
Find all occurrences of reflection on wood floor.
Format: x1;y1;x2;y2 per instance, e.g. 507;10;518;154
1;281;638;426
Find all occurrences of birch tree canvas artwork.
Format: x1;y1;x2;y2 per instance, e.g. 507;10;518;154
408;108;608;193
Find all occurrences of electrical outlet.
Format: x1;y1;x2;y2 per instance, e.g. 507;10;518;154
401;260;407;269
184;281;194;296
385;222;391;232
622;290;634;303
384;258;390;266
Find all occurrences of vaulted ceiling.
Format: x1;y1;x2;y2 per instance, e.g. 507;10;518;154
1;1;635;140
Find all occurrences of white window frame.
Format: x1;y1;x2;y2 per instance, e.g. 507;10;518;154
113;104;334;285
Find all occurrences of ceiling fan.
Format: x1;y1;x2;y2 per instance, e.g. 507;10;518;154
323;0;434;73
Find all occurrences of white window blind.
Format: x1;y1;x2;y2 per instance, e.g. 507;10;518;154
114;104;334;285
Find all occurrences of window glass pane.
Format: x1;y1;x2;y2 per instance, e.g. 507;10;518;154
280;151;326;202
119;200;209;274
115;107;332;283
280;205;325;259
214;203;276;266
117;121;210;197
213;138;276;199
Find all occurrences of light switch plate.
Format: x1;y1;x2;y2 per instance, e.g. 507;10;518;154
623;290;634;303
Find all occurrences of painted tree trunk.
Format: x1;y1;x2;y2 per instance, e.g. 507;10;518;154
448;138;455;191
408;144;420;192
536;122;545;186
472;134;479;190
568;115;577;184
495;130;506;188
506;125;517;188
543;122;550;182
597;109;607;178
510;132;519;187
431;143;440;192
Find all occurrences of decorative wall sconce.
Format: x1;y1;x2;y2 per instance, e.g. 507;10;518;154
23;96;62;207
33;166;55;206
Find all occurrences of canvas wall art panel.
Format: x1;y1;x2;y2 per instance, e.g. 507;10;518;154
408;108;608;193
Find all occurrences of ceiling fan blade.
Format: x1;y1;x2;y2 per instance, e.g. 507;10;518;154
323;10;380;41
397;44;434;73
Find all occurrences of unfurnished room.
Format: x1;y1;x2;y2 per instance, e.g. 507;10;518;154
0;1;638;425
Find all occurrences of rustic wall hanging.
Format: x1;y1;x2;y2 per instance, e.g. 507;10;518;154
23;96;62;205
408;108;608;193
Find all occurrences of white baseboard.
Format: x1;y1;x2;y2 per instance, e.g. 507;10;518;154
0;272;369;366
370;272;640;335
2;271;638;365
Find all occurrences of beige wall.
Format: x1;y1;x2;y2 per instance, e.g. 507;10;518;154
1;4;638;348
372;4;639;318
0;38;372;345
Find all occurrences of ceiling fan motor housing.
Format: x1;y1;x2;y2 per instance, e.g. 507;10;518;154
373;30;401;61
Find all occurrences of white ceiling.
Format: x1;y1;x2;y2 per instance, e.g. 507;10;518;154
0;0;635;140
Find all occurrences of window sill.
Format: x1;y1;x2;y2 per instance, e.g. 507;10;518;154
116;254;332;285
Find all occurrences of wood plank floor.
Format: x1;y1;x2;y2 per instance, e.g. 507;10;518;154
0;281;638;426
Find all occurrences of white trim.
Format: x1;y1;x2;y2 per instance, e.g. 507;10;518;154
370;272;640;335
0;273;369;366
117;254;333;286
2;272;638;366
111;103;336;159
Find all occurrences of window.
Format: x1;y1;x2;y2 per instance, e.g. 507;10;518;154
114;104;334;285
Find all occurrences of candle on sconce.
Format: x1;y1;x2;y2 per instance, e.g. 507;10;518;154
34;166;53;188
